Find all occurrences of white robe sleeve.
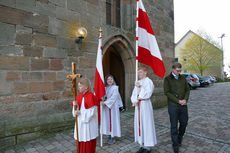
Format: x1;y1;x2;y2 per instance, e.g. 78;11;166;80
117;94;123;107
138;78;154;100
131;86;138;105
104;86;119;109
80;106;97;123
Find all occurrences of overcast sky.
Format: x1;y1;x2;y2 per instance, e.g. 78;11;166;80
174;0;230;75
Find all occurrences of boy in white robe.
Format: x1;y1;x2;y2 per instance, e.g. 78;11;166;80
131;67;157;153
101;74;122;144
71;78;99;153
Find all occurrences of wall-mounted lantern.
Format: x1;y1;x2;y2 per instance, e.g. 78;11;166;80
75;27;87;43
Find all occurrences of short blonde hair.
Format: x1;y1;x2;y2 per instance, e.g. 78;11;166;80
78;77;91;89
138;66;148;72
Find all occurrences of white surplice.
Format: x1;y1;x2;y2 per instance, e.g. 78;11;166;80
101;85;122;137
131;77;157;147
72;98;98;142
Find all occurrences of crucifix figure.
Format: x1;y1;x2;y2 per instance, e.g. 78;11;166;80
67;62;82;153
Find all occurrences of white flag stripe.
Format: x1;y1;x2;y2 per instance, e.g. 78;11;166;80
138;27;162;60
96;38;105;83
139;0;146;13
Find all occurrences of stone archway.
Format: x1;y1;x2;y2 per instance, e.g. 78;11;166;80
102;35;135;109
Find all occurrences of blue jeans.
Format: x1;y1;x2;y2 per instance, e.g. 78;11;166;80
168;105;188;153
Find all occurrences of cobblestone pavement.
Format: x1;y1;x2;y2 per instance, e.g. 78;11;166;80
2;82;230;153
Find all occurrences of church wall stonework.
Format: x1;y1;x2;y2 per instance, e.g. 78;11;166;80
0;0;174;149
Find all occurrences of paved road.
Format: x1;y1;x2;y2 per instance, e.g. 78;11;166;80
2;82;230;153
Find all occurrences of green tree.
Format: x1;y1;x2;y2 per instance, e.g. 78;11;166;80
197;30;222;49
180;34;222;76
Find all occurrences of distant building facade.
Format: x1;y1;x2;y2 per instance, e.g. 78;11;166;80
175;30;222;77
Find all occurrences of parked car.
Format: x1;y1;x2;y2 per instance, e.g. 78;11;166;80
181;73;200;89
198;76;210;87
209;75;216;83
206;76;214;85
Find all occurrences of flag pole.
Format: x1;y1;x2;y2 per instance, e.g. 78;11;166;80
136;0;139;82
99;27;103;147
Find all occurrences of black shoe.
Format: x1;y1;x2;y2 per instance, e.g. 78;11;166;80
136;147;144;153
119;107;125;112
173;147;179;153
142;149;151;153
178;137;183;147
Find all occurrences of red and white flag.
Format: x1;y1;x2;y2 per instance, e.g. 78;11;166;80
136;0;165;78
94;35;106;101
94;33;106;147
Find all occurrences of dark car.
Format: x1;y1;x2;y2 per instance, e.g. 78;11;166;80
181;73;200;89
198;76;210;87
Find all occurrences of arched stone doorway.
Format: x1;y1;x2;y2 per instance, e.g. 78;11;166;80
102;35;135;109
103;46;125;104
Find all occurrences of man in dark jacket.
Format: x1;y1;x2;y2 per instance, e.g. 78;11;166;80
163;63;190;153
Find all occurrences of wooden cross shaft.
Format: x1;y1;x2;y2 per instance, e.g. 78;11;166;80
66;62;82;153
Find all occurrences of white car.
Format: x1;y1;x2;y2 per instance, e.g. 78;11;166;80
181;73;200;89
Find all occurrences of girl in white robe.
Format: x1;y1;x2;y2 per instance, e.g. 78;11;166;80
131;67;157;153
101;74;122;144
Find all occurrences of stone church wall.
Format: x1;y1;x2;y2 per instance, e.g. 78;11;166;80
0;0;174;149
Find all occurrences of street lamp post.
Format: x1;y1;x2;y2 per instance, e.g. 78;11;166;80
219;33;225;80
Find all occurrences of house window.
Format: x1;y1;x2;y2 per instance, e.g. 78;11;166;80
175;58;178;62
106;0;121;27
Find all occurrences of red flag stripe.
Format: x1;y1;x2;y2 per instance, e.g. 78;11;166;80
138;8;155;35
137;46;165;78
94;68;106;99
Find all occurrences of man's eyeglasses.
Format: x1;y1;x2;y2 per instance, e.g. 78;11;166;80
176;70;182;72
